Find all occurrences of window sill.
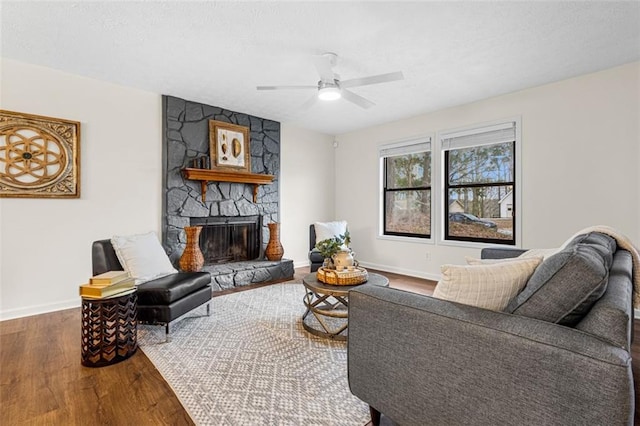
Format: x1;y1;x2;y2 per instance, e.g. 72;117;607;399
377;234;434;245
438;239;520;249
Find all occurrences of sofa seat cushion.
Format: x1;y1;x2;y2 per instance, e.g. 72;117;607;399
506;235;614;325
137;272;211;305
309;248;324;263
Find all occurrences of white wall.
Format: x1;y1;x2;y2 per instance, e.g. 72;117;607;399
0;59;163;319
3;58;636;318
0;59;335;319
336;62;640;280
280;125;335;267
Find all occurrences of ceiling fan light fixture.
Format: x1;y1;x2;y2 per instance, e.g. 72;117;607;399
318;86;341;101
317;80;341;101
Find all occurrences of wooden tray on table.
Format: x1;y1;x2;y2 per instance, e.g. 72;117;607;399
316;267;368;286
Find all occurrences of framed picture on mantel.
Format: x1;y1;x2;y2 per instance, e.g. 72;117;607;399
209;120;250;173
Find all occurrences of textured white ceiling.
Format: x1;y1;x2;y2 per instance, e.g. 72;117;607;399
2;1;639;135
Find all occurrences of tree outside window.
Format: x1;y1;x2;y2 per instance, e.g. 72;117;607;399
383;150;431;238
379;121;518;245
445;140;516;244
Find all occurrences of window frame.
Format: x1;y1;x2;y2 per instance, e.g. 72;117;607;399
378;136;434;243
438;118;522;247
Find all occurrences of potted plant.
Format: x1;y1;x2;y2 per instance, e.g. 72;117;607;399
315;231;353;269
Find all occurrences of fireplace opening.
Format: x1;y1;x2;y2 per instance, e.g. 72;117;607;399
190;216;261;264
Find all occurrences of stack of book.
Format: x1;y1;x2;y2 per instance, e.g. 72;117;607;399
79;270;135;299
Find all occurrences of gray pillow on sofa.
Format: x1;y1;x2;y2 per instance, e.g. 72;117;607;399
505;235;613;326
565;232;617;269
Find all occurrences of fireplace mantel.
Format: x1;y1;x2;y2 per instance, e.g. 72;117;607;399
182;168;275;202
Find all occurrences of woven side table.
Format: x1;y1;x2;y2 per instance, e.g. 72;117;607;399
81;291;138;367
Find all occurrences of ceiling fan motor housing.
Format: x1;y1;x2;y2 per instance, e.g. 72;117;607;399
318;80;340;90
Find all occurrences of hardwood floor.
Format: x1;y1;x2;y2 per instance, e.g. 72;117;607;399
0;307;193;425
0;267;636;425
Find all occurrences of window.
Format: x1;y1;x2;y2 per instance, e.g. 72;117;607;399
380;138;431;239
441;121;518;245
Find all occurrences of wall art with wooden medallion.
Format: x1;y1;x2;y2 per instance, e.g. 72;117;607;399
0;110;80;198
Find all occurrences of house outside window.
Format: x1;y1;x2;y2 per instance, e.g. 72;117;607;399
441;120;519;245
379;137;432;239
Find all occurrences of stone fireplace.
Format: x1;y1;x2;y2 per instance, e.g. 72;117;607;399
161;95;293;290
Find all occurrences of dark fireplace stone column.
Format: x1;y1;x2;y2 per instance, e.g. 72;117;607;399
161;95;280;266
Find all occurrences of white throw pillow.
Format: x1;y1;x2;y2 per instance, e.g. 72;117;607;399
314;221;348;245
432;257;543;311
111;231;177;284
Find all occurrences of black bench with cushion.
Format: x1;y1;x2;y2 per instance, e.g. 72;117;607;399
92;239;212;339
309;221;350;272
309;224;324;272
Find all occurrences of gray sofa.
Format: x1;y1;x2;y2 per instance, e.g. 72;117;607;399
348;232;635;425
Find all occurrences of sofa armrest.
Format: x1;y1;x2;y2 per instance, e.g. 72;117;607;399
481;247;528;259
348;285;633;425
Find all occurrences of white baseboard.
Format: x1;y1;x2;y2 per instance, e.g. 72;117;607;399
0;298;80;321
293;259;310;269
635;308;640;319
357;261;441;282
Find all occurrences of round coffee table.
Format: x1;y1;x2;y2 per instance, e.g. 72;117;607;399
302;272;389;340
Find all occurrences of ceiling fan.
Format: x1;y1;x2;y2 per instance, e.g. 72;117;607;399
256;52;404;109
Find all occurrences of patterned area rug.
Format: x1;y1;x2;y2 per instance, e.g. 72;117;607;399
138;282;369;425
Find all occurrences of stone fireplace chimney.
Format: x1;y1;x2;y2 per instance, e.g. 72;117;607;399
161;95;292;290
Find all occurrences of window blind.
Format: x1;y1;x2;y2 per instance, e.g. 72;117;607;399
379;137;431;158
441;122;515;150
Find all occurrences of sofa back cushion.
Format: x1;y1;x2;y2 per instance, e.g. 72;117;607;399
92;239;124;276
506;233;616;325
565;231;617;269
575;250;633;349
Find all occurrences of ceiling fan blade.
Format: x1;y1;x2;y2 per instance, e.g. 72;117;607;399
312;54;336;82
340;71;404;89
341;89;375;109
256;85;317;90
300;94;318;111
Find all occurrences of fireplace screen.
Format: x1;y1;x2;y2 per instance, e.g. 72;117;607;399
191;216;261;264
